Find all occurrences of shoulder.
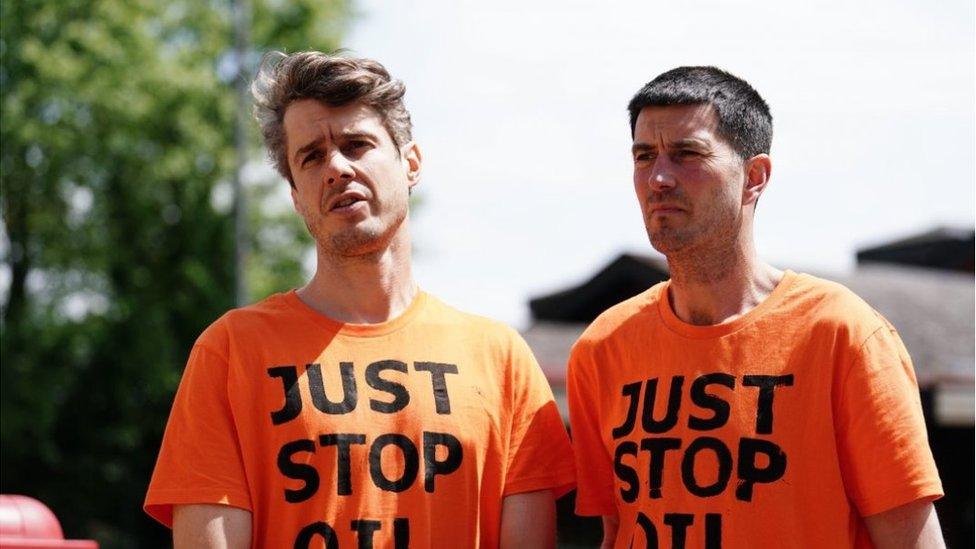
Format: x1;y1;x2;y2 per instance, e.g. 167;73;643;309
420;293;541;375
573;283;663;352
421;292;525;345
783;272;889;344
193;292;295;357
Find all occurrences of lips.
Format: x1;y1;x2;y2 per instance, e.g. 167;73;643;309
333;197;360;208
649;203;685;214
327;190;368;212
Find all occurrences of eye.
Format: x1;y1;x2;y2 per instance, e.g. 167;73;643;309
342;140;371;156
634;151;656;164
301;150;322;166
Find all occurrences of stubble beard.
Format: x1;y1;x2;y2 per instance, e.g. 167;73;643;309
648;207;743;284
648;221;697;257
304;207;407;262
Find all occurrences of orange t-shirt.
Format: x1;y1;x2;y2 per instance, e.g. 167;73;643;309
145;290;574;548
568;271;943;549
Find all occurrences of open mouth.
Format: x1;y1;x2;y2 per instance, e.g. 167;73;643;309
329;192;368;211
332;197;362;209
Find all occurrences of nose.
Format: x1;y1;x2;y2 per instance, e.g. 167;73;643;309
324;151;355;185
646;156;677;193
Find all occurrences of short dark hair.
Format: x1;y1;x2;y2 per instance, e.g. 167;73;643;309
628;66;772;160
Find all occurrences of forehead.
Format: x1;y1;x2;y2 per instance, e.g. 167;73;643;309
633;103;720;143
283;99;388;149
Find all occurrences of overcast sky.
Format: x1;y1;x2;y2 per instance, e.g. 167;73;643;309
342;0;975;327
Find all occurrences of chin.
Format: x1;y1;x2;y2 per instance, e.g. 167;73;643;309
327;220;404;256
328;232;382;256
648;230;692;256
648;227;673;249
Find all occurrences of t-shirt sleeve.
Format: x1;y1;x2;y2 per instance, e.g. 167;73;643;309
567;340;617;516
144;341;252;527
502;332;577;498
834;323;944;517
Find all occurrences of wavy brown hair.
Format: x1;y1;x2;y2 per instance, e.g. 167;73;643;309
252;51;413;187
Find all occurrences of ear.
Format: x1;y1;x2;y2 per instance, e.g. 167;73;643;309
289;183;300;212
401;141;423;190
743;153;771;208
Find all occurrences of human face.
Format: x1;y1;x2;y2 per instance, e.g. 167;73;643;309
631;104;747;257
284;99;420;257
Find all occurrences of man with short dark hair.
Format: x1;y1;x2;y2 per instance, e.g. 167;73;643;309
568;66;945;548
145;51;575;548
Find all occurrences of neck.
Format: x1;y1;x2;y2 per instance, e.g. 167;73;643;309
298;227;417;324
665;234;782;326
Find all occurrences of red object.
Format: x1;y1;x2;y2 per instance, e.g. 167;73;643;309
0;495;97;549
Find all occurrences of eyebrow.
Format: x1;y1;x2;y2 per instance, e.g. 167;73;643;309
631;138;709;156
338;130;377;143
631;142;653;155
294;136;325;163
292;131;379;163
671;138;708;148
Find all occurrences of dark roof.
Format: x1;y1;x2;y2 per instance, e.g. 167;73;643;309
523;260;974;390
529;253;668;322
856;227;974;272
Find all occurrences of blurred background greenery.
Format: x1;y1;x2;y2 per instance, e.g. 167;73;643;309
1;0;350;545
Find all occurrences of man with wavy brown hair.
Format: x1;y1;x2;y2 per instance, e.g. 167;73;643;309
145;51;575;548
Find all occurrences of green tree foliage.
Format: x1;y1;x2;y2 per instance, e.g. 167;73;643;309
1;0;348;545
